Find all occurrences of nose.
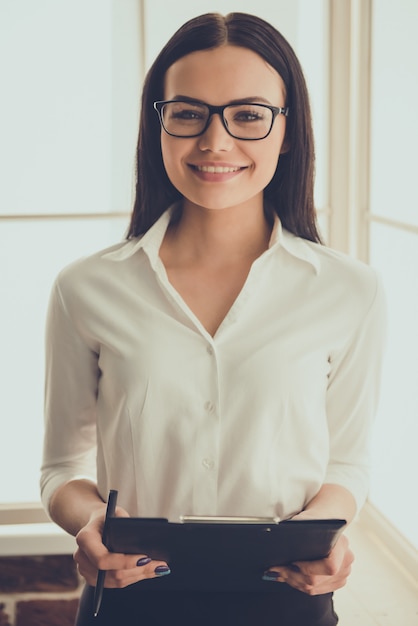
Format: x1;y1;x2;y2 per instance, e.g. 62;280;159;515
197;113;234;152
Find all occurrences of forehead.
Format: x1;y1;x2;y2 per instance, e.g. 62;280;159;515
164;45;286;104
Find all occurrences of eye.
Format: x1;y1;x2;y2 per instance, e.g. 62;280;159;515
229;105;268;124
234;111;263;122
171;109;203;120
166;103;206;122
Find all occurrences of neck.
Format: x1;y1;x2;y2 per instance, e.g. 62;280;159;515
167;198;272;264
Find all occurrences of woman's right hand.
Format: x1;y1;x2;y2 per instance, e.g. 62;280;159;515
74;506;171;588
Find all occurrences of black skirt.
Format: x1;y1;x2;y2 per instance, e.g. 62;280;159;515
75;583;338;626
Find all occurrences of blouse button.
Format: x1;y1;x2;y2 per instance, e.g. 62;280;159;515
206;345;214;356
202;458;215;470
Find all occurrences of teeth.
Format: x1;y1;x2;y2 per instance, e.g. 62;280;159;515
196;165;240;173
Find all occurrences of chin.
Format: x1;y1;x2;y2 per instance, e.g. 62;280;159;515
183;191;256;213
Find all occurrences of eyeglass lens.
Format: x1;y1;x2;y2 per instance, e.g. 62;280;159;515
160;101;274;139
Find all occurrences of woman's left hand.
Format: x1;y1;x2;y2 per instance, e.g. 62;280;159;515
263;529;354;596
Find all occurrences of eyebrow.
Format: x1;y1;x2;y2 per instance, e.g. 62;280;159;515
170;95;275;105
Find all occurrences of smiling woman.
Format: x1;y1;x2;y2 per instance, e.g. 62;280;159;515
157;45;288;215
39;10;386;626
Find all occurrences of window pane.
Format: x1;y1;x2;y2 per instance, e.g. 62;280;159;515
0;0;140;216
369;0;418;226
0;217;128;502
369;223;418;548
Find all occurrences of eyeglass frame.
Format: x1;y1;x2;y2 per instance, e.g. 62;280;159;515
153;100;290;141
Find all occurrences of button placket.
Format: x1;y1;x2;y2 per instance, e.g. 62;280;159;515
191;339;220;513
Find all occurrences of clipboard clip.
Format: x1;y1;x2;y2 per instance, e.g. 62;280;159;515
179;515;281;524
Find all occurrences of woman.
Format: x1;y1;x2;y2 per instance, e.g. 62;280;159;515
41;12;385;626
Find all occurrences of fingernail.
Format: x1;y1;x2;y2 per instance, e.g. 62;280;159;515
262;570;282;581
288;564;301;572
136;557;152;566
155;565;171;577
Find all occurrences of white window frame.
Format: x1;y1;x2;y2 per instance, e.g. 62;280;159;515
327;0;371;259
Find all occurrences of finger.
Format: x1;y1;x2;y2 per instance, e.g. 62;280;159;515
75;505;133;567
109;559;171;588
75;546;170;589
98;560;171;589
287;569;351;596
76;526;159;572
74;547;100;586
276;560;352;595
264;567;332;595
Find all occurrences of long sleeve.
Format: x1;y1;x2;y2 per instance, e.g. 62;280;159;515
40;276;99;515
324;273;386;512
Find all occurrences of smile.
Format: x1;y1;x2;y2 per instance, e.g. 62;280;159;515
193;165;242;173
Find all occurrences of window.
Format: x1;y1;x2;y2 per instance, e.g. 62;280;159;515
0;0;141;505
367;0;418;549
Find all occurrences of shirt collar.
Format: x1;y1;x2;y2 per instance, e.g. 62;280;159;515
104;204;320;274
102;207;173;265
269;218;320;274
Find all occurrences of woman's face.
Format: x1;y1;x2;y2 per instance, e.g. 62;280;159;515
160;45;288;214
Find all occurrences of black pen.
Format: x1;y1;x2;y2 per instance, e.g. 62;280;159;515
93;489;118;618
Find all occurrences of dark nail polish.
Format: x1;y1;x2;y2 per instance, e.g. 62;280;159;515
155;565;171;576
136;557;152;566
262;570;281;581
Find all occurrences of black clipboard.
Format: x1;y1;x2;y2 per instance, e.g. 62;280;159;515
105;515;346;591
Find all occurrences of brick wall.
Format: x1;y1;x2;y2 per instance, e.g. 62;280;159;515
0;555;82;626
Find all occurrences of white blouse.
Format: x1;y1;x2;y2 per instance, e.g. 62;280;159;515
41;208;386;522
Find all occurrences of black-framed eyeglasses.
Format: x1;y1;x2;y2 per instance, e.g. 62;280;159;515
154;100;289;141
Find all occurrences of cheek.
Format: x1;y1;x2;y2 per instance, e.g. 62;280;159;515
253;144;281;183
255;128;286;180
160;150;196;205
160;135;190;189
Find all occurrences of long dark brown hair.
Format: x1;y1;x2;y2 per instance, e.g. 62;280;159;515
127;12;321;243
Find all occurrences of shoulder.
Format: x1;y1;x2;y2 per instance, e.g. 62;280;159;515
53;238;143;303
309;240;379;288
310;239;369;268
304;239;385;325
281;231;384;322
288;241;386;357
